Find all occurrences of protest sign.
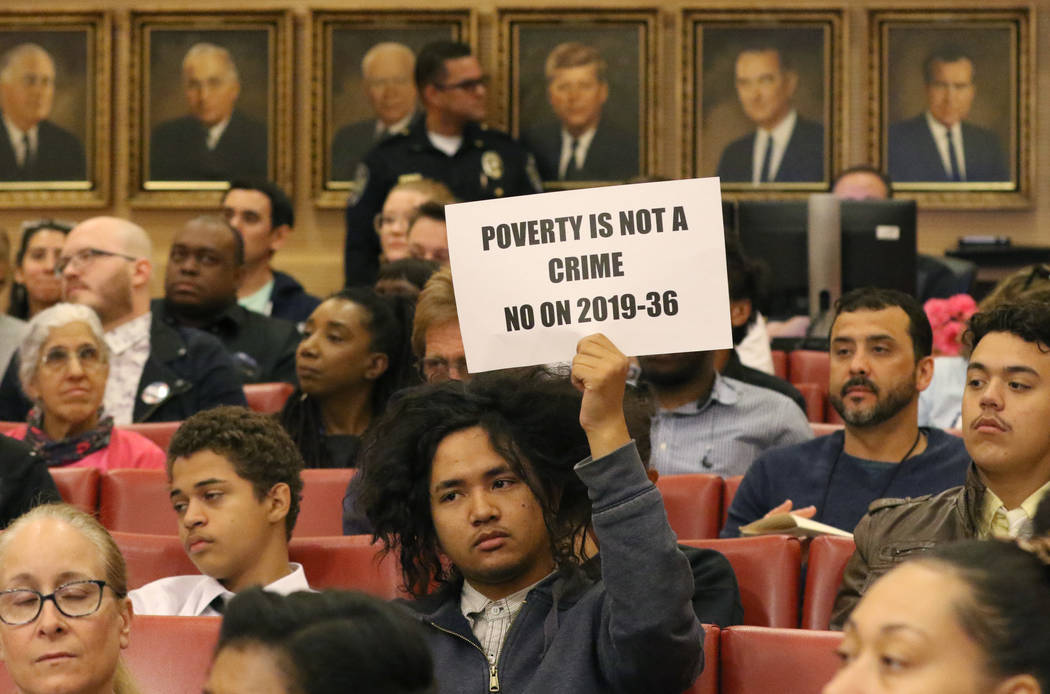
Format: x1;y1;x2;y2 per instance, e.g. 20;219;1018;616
446;177;731;372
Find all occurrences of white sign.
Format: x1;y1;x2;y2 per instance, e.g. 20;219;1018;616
446;177;732;373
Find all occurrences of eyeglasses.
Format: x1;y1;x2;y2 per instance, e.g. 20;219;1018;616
418;356;468;383
0;580;122;626
55;247;137;275
1021;264;1050;291
373;212;414;233
409;246;450;264
40;344;105;372
21;218;74;235
434;75;488;92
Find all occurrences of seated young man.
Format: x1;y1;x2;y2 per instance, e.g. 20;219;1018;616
131;406;309;615
723;287;969;536
831;300;1050;627
356;335;702;693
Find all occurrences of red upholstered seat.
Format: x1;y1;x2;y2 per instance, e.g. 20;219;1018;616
121;421;181;452
794;381;826;423
112;531;198;589
771;350;789;380
99;469;172;534
50;466;100;514
243;381;295;414
681;536;802;628
721;476;743;530
295;468;356;537
682;623;720;694
802;535;857;630
788;349;829;387
810;422;845;438
655;474;724;540
720;625;842;694
289;535;405;598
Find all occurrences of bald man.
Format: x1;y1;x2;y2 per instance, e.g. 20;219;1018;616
150;42;267;181
330;42;418;180
0;216;247;423
0;43;85;181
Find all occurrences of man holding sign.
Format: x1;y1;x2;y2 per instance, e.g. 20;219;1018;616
355;334;702;693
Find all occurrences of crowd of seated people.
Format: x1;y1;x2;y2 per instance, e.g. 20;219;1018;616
3;36;1050;694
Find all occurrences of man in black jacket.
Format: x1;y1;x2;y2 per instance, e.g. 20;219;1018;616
0;436;59;528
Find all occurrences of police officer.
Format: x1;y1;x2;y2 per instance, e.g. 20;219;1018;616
343;40;542;286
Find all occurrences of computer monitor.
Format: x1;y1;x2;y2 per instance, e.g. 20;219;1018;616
734;199;917;319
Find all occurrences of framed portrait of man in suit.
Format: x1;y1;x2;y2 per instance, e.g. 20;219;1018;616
129;11;292;207
499;10;655;189
684;10;843;196
0;13;111;208
312;10;474;208
871;8;1032;208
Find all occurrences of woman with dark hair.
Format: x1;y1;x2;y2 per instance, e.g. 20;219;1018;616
277;287;415;468
206;588;435;694
826;539;1050;694
8;219;72;320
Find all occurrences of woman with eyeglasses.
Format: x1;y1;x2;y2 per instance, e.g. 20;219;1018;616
3;303;165;471
374;179;455;264
8;219;72;321
278;287;415;469
0;503;139;694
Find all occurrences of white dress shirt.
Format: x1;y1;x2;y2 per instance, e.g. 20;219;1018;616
2;114;37;167
558;126;597;179
924;111;967;180
130;562;312;616
750;110;797;184
103;312;152;425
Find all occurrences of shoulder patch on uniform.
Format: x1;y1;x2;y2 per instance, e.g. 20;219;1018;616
398;173;424;185
867;494;932;513
525;153;544;193
346;163;369;206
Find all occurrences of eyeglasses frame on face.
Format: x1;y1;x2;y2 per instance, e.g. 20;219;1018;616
417;355;468;382
39;343;106;372
0;580;124;626
54;247;137;276
373;212;415;234
433;75;488;92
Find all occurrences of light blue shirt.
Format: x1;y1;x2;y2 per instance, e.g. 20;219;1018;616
649;373;813;477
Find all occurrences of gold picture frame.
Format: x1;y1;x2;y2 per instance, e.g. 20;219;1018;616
0;12;112;208
683;7;844;198
869;7;1033;208
128;10;292;208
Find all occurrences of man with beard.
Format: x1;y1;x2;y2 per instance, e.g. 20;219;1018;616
722;287;970;536
640;347;811;478
153;215;299;384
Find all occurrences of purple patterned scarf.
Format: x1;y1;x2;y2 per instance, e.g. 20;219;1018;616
22;407;113;467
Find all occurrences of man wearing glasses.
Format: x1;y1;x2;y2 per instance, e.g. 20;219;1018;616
344;40;542;287
0;216;246;424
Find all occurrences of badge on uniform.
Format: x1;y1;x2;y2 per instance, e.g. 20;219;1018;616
140;382;171;405
482;151;504;180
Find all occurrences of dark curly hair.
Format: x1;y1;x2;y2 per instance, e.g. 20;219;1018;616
217;588;435;694
278;287;417;468
965;301;1050;355
356;369;604;597
168;406;304;538
831;286;933;361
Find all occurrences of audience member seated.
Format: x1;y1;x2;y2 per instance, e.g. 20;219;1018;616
640;346;811;477
0;311;25;376
5;304;165;471
130;407;310;616
7;218;71;320
723;288;969;536
374;178;455;265
832;301;1050;627
715;245;806;412
356;336;702;692
0;216;246;424
375;257;439;300
0;503;136;694
0;436;59;528
153;215;300;384
920;263;1050;429
222;179;320;324
406;201;450;266
278;288;415;469
412;267;468;383
825;539;1050;694
205;588;436;694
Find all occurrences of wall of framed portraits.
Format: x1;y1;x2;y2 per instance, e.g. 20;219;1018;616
0;0;1046;299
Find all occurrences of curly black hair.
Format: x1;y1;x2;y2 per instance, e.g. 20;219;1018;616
168;406;304;538
965;300;1050;355
355;368;605;597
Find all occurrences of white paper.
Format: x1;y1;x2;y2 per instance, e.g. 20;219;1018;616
446;177;732;373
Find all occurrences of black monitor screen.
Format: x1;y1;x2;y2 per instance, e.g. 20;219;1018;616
735;199;917;319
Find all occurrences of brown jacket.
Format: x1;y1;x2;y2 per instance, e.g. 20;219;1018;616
829;463;985;629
